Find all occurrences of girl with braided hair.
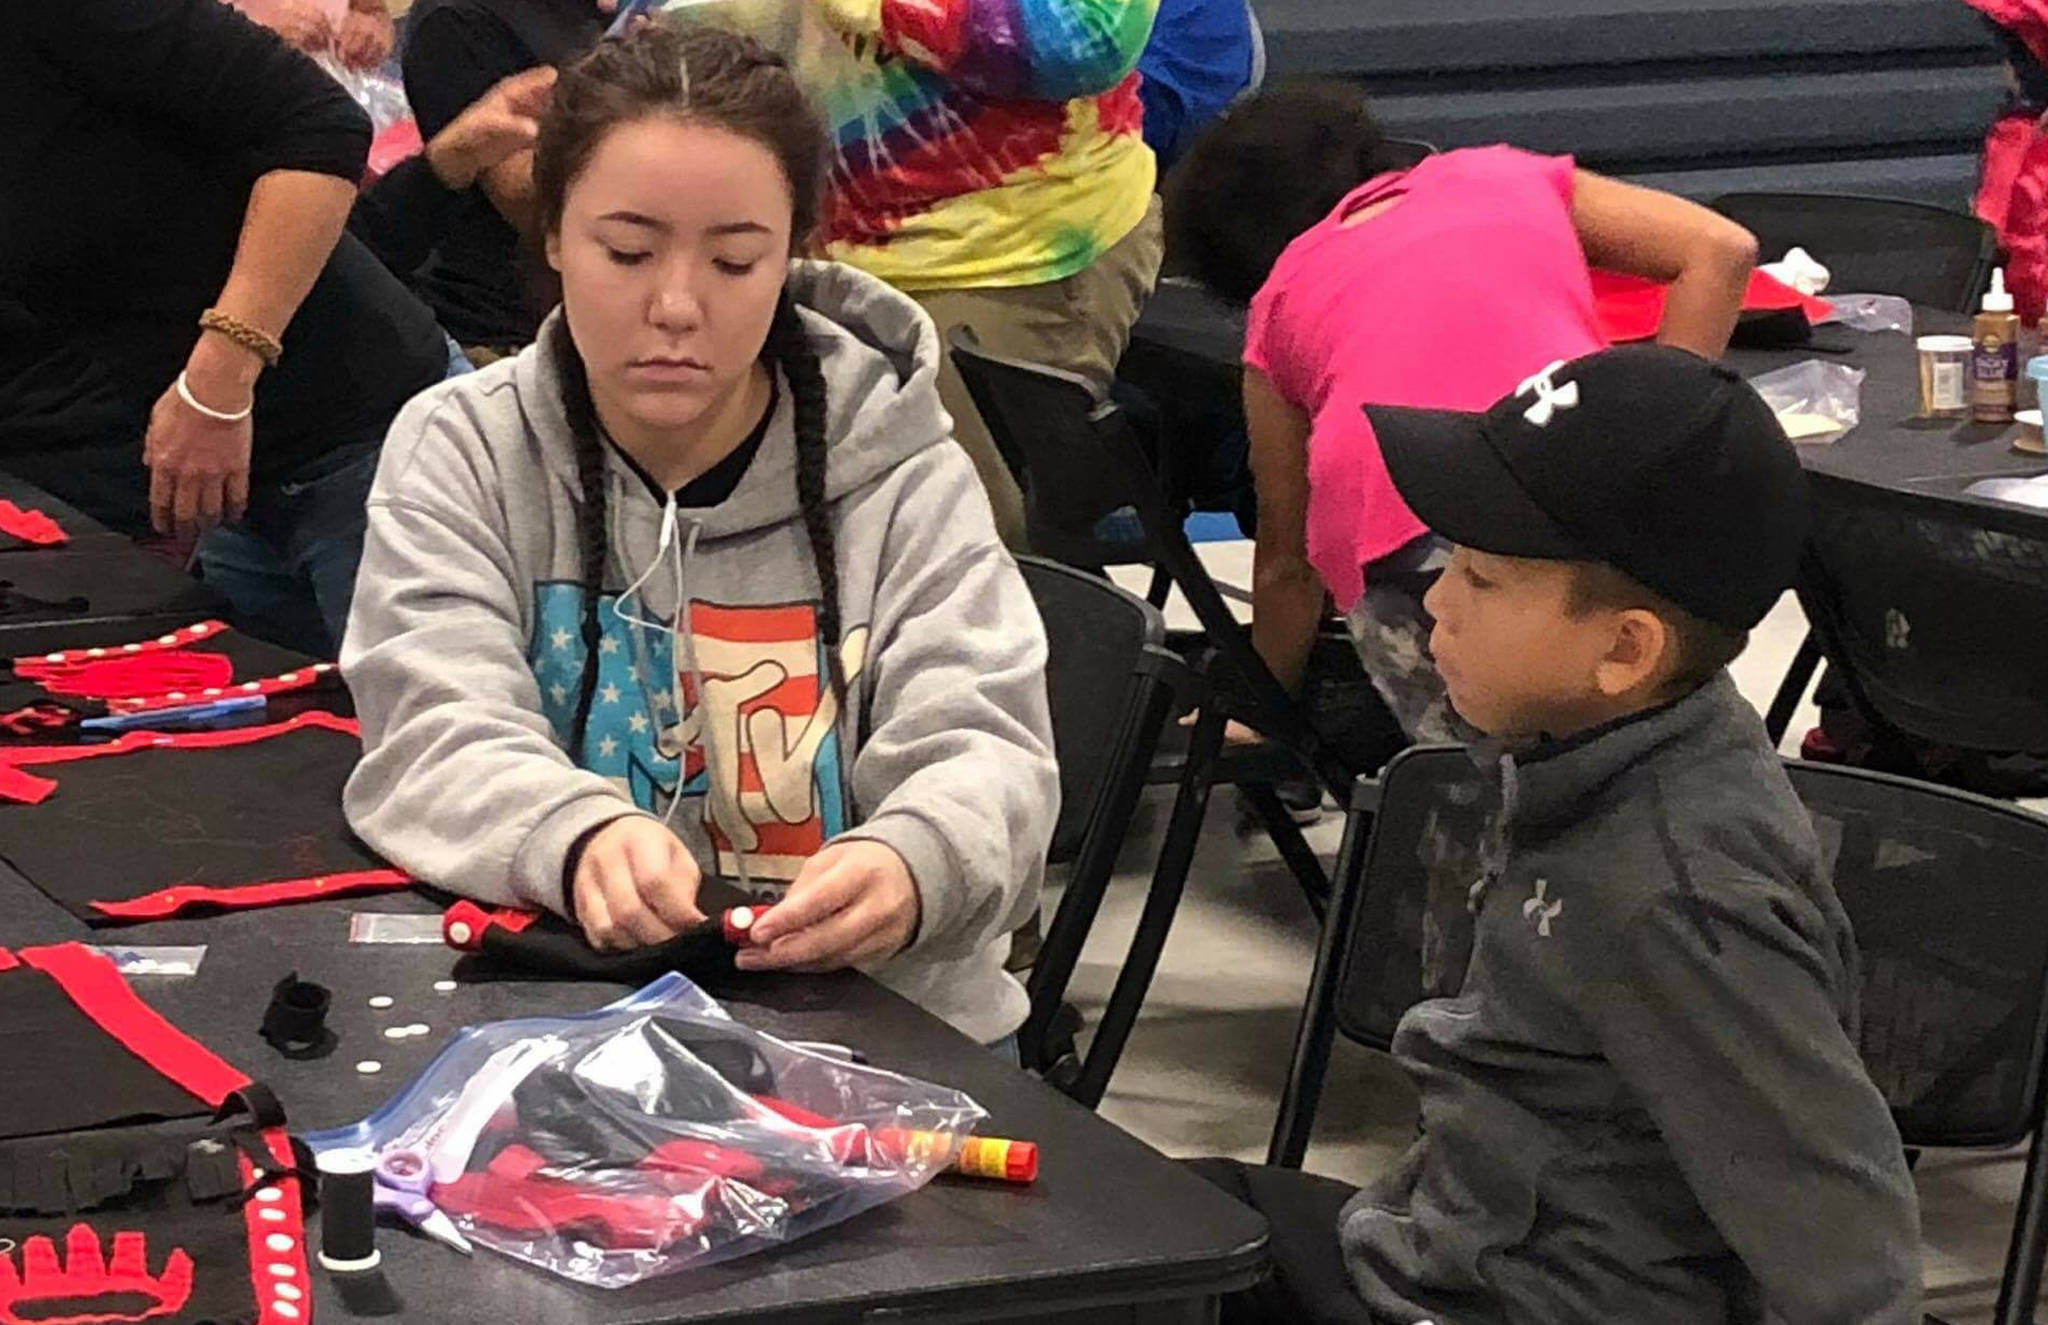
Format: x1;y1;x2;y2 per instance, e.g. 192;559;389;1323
341;23;1058;1046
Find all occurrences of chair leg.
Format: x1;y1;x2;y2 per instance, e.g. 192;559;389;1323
1267;801;1375;1169
1764;632;1822;748
1023;682;1179;1070
1995;1135;2048;1325
1241;782;1332;920
1069;704;1228;1109
1144;563;1172;609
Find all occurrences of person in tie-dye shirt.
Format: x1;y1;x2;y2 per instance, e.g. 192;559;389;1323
636;0;1164;546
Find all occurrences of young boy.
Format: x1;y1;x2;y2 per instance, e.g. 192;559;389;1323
1200;345;1923;1323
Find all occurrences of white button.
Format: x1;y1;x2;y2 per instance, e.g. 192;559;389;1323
275;1284;303;1302
433;980;457;993
267;1263;294;1279
256;1187;283;1203
166;692;184;701
314;663;334;674
279;672;299;683
259;1207;287;1223
123;643;143;653
273;1302;301;1320
404;1024;429;1037
383;1027;408;1040
448;921;472;946
203;688;221;697
87;648;105;658
242;681;262;691
157;635;178;645
264;1233;294;1253
355;1060;382;1074
367;995;393;1009
41;653;62;662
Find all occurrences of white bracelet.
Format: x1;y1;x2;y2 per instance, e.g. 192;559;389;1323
174;370;254;423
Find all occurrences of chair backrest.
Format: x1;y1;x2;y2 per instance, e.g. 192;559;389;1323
1712;192;1997;313
1017;556;1182;864
949;328;1136;567
1798;469;2048;754
1788;761;2048;1149
1271;749;2048;1165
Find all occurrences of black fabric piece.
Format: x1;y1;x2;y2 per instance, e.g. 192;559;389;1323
258;973;336;1061
610;377;778;508
1184;1158;1380;1325
0;721;394;924
468;876;752;984
0;969;206;1139
0;959;283;1325
0;0;446;497
401;0;606;346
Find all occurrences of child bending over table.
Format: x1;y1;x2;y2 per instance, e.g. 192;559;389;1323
1192;346;1922;1324
341;24;1058;1049
1165;82;1759;743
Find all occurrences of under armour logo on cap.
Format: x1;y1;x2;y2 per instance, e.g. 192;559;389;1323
1522;878;1563;937
1516;360;1579;427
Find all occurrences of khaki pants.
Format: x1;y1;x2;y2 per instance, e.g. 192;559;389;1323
911;197;1166;549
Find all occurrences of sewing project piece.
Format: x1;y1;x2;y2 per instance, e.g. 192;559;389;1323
441;876;754;984
0;713;407;923
0;943;311;1325
0;622;342;743
305;974;982;1288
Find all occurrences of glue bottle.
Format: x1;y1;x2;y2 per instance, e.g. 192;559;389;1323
1973;268;2020;424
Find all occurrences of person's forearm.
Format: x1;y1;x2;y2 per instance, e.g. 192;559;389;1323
1251;557;1323;694
1655;234;1757;360
202;169;357;369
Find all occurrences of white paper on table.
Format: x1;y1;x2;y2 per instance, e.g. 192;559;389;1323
1967;474;2048;509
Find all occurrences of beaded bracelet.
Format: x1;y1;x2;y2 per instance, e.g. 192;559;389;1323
198;308;282;367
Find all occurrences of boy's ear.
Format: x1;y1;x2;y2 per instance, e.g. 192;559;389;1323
1593;607;1673;699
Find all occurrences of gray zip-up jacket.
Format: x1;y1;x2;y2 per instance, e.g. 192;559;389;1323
1345;674;1922;1323
340;261;1057;1044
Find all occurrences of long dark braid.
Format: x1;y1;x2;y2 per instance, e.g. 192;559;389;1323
553;318;611;763
765;291;844;707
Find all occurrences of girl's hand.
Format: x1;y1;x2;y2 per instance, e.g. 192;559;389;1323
571;817;705;949
736;840;920;972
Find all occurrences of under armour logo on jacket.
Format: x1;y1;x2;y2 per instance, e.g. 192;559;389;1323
1517;361;1579;427
1522;878;1563;937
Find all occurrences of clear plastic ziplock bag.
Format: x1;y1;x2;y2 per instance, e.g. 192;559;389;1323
1747;359;1866;444
305;974;984;1288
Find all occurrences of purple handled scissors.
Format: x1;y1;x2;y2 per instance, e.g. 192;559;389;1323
375;1148;473;1255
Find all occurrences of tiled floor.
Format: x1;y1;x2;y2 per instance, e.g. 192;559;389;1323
1093;549;2029;1321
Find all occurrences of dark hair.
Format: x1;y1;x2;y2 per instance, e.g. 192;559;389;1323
533;25;840;760
1164;81;1397;305
1565;562;1749;696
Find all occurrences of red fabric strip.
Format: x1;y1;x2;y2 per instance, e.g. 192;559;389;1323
0;710;360;775
18;943;249;1106
14;621;226;672
0;500;67;548
238;1133;310;1325
0;949;17;972
89;868;412;922
0;765;56;805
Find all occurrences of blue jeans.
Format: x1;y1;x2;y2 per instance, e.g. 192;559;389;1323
197;442;382;658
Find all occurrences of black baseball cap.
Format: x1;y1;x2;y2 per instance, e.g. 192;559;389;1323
1367;344;1808;630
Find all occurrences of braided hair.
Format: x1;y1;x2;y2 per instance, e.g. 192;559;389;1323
535;23;840;758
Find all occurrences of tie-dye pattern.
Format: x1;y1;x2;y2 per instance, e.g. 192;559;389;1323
643;0;1157;289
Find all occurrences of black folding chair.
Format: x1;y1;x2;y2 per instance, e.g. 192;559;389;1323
1015;556;1199;1088
957;332;1407;1106
1765;470;2048;771
1270;751;2048;1324
1712;192;1997;313
1796;762;2048;1325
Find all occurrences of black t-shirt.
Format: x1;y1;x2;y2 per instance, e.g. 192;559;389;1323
609;378;778;508
402;0;608;348
0;0;448;487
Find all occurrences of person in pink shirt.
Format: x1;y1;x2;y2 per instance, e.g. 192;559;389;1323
1167;82;1757;741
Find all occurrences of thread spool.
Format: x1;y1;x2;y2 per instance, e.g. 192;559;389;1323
315;1149;381;1273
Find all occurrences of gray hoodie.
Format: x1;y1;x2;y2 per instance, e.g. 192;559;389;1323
1345;674;1922;1324
340;261;1057;1043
